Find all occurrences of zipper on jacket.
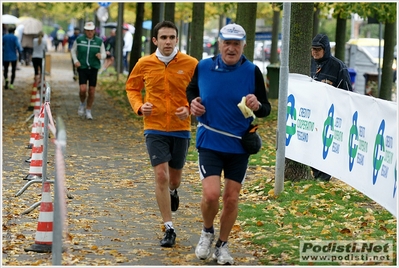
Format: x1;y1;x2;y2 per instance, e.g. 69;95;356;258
86;39;91;68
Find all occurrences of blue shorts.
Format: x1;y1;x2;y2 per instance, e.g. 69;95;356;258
197;148;249;184
145;134;190;169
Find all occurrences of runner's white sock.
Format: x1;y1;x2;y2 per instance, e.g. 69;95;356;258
164;221;174;230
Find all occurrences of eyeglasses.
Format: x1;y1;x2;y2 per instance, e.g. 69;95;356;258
312;47;323;52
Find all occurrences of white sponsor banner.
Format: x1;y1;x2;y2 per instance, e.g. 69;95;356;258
285;74;397;217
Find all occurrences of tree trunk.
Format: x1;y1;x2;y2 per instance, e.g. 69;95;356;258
286;2;315;181
190;3;205;61
236;3;257;62
164;3;175;23
129;3;144;71
312;5;320;38
270;6;280;64
334;14;347;61
150;3;161;54
379;20;396;101
289;3;313;75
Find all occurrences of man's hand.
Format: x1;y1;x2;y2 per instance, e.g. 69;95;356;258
175;106;190;120
190;97;206;116
245;94;261;111
74;61;81;68
140;102;153;116
96;53;102;60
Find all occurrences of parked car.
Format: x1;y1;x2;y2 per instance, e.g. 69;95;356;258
203;36;214;55
345;38;385;94
254;40;281;61
254;41;268;60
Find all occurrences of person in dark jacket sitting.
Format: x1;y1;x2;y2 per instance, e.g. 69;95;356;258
310;33;353;181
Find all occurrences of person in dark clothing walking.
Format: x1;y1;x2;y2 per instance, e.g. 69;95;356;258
99;28;116;75
310;33;353;181
3;26;23;90
68;27;82;81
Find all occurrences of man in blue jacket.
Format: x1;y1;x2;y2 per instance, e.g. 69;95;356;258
3;26;23;90
68;27;82;81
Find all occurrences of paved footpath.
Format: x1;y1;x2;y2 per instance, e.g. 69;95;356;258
2;52;263;266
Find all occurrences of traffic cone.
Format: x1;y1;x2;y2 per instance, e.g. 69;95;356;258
24;120;43;180
26;112;44;151
27;83;38;111
26;116;38;151
33;87;42;115
24;182;53;253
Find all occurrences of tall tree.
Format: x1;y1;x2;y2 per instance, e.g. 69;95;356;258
313;4;321;37
345;2;396;100
285;2;315;181
150;3;161;54
330;3;353;62
129;3;145;72
190;3;205;61
269;3;282;64
334;15;347;61
164;3;175;22
353;2;396;100
235;3;257;62
379;20;396;100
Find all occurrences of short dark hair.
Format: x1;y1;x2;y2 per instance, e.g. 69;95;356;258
8;27;15;33
153;20;178;40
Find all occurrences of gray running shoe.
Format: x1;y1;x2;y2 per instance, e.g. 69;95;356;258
195;230;215;260
86;109;93;120
78;104;85;117
213;243;234;265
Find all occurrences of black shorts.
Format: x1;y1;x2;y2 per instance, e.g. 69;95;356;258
78;68;98;87
198;148;249;184
145;134;190;169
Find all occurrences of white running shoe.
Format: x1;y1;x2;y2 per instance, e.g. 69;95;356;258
212;243;234;265
195;231;215;260
86;109;93;120
78;104;85;117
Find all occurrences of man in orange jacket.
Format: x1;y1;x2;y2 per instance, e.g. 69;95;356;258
125;21;198;247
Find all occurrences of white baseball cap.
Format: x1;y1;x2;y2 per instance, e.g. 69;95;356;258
219;23;246;40
84;21;95;30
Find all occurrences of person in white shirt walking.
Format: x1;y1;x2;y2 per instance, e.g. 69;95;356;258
31;31;47;86
122;24;133;75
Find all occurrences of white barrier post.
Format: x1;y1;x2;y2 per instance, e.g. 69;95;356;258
52;116;67;265
274;2;291;195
